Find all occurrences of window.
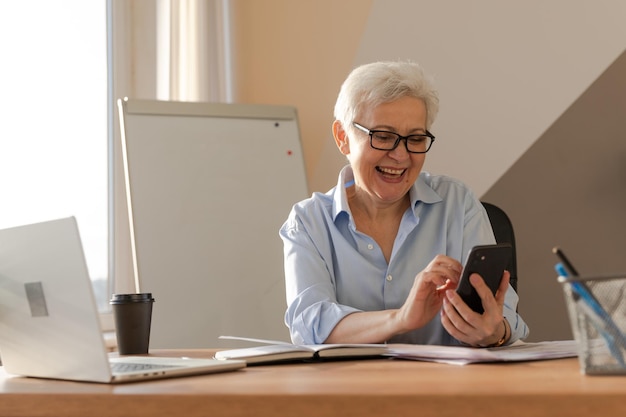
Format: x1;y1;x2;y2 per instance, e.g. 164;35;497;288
0;2;109;310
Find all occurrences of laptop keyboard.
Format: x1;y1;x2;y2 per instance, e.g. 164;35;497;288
111;362;177;374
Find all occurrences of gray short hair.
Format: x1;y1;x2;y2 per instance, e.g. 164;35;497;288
333;61;439;130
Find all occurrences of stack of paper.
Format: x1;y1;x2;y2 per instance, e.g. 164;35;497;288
386;340;579;365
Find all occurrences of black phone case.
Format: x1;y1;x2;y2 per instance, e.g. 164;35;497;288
456;243;512;313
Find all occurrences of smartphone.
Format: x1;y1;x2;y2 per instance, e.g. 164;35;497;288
456;243;512;313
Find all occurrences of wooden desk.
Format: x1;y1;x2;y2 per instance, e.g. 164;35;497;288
1;350;624;417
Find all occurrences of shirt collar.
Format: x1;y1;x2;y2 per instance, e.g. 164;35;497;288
409;171;442;208
332;165;353;221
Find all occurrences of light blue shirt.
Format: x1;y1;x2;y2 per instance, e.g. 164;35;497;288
280;165;529;345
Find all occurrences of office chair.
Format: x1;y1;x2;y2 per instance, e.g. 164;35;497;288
481;202;518;292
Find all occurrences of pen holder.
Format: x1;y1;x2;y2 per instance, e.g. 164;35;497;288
559;274;626;375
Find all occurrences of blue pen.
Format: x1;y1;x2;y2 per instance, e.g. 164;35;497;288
555;262;626;367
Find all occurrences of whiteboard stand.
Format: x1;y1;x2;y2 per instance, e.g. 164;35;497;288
117;98;308;348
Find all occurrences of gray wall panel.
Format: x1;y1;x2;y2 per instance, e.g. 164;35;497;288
483;50;626;342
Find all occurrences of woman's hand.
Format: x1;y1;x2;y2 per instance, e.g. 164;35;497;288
440;270;510;346
394;255;462;333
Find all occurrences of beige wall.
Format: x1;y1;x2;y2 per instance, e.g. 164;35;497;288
231;1;626;198
230;0;372;192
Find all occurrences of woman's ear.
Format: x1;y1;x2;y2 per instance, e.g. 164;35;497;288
332;120;350;155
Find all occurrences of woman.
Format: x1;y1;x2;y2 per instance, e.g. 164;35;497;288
280;61;529;346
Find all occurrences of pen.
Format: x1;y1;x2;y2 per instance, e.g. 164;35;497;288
552;247;579;276
554;259;626;367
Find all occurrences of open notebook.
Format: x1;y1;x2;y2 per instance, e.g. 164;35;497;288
215;336;388;364
0;217;245;383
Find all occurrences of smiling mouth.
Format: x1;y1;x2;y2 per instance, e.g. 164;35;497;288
376;166;406;178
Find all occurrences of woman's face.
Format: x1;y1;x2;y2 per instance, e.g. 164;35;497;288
334;96;429;207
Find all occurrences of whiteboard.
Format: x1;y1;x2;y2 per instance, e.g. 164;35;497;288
117;99;308;348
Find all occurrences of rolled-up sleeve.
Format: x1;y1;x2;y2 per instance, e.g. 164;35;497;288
503;285;530;344
280;210;360;345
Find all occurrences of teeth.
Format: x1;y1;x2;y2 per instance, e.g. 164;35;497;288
378;167;404;175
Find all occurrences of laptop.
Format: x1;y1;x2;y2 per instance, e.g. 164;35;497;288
0;217;245;383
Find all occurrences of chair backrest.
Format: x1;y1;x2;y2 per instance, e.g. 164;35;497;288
481;202;518;291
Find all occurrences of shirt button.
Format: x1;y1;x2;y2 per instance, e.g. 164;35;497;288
367;244;374;250
386;275;393;282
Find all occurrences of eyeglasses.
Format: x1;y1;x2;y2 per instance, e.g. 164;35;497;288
352;122;435;154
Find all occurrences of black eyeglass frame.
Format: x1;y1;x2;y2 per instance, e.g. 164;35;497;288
352;122;435;154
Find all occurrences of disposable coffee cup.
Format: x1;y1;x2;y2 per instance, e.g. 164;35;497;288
110;293;155;355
